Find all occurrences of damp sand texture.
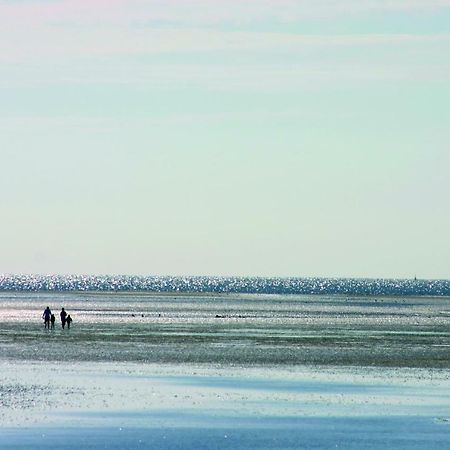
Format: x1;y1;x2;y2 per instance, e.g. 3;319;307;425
1;292;449;367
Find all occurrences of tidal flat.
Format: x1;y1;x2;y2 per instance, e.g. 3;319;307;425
0;292;449;449
1;292;449;367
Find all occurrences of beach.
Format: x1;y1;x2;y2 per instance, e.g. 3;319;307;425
3;0;450;447
1;291;449;448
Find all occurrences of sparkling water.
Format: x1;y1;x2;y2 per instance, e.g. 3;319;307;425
0;274;449;296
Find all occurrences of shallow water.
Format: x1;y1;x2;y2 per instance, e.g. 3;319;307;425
2;417;450;450
0;361;449;450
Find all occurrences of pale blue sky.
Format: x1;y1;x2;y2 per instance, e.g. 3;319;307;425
1;0;449;278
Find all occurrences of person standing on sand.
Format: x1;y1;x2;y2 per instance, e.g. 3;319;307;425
50;314;56;329
66;315;73;329
42;306;52;329
60;307;67;329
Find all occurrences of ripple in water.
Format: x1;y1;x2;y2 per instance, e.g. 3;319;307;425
0;274;449;296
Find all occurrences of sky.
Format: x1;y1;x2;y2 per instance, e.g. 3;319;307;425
0;0;449;279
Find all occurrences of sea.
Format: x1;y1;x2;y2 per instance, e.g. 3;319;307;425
1;274;449;296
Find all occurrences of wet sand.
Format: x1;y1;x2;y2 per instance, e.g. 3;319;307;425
0;292;449;367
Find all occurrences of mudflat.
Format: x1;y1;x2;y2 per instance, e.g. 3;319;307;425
1;292;449;367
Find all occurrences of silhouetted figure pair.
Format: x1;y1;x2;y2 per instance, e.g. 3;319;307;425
60;308;73;329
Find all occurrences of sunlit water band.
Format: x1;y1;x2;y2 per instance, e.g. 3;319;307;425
0;275;449;296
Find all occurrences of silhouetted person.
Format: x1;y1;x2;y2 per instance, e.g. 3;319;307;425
60;308;67;329
42;306;51;329
50;314;56;329
66;315;73;329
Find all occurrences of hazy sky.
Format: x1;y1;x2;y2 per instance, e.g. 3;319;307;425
1;0;449;278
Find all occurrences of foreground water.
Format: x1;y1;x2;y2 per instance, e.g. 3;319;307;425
1;361;449;449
